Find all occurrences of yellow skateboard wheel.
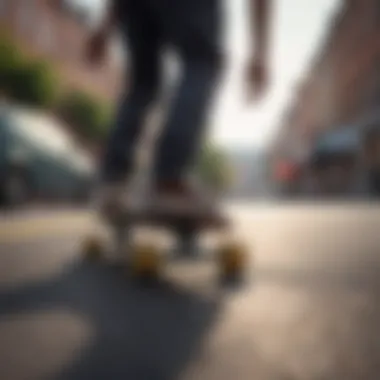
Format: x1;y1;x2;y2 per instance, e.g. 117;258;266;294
130;244;162;278
217;241;247;277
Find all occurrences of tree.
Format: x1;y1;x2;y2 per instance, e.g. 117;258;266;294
57;90;111;142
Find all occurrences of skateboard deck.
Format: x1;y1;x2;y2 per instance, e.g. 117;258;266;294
82;204;247;283
110;204;229;231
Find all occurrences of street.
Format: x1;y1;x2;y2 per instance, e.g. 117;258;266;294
0;203;380;380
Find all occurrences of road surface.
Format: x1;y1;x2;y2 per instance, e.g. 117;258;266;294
0;203;380;380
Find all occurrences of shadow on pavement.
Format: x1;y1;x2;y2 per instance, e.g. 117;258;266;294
0;259;224;380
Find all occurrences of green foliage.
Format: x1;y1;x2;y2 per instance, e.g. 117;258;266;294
196;143;234;191
0;37;24;94
0;36;110;143
0;37;23;71
0;37;58;108
58;90;111;142
8;61;58;108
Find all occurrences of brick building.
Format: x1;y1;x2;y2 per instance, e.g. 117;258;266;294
0;0;122;100
270;0;380;192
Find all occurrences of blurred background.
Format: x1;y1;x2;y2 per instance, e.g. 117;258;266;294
1;0;380;207
1;1;380;380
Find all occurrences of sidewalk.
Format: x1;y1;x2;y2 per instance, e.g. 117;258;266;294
0;205;88;222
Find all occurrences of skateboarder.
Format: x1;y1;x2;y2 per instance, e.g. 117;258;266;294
85;0;272;216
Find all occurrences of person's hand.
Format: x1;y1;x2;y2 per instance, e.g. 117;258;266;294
245;56;269;103
85;29;108;65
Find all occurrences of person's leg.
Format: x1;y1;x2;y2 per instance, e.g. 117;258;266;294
174;222;199;257
100;4;163;184
152;0;223;186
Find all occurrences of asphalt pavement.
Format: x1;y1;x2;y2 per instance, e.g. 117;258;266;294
0;202;380;380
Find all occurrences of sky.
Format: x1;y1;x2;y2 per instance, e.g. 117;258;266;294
71;0;341;150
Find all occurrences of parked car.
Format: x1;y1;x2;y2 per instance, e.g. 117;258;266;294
0;103;95;207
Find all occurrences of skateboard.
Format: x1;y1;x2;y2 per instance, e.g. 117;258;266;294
81;205;248;283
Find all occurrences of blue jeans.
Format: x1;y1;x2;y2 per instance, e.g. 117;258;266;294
101;0;223;183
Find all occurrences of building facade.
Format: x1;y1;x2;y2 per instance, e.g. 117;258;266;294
270;0;380;194
1;0;122;100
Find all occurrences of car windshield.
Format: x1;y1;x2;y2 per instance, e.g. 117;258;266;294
10;110;73;157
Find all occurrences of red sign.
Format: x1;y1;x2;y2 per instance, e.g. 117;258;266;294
274;161;299;182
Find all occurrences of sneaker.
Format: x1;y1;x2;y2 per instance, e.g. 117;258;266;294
93;182;128;220
147;180;219;221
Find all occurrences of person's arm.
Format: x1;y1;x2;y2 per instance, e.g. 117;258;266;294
250;0;271;64
245;0;272;101
85;0;120;64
